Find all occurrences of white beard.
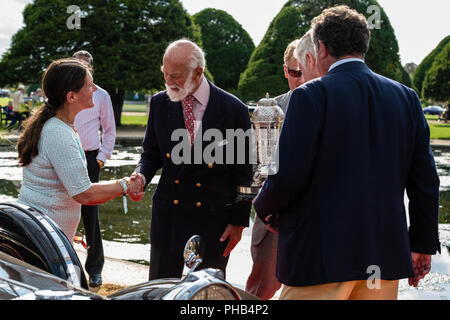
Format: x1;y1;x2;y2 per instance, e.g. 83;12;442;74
166;72;196;102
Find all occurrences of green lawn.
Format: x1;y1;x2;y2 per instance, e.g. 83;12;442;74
122;103;147;113
2;97;448;140
120;103;148;128
118;111;450;139
425;115;440;121
120;114;148;128
429;122;450;140
0;97;11;106
425;115;450;140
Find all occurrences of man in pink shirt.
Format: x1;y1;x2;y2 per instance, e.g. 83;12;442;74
73;50;116;288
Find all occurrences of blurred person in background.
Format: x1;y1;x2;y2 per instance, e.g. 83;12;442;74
72;50;116;288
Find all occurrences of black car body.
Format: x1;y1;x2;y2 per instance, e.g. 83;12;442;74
0;202;257;300
0;251;106;300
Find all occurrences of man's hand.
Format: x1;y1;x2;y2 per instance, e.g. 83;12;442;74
127;172;145;202
264;214;279;234
220;224;245;257
252;198;279;233
96;159;104;169
408;252;432;287
265;223;279;234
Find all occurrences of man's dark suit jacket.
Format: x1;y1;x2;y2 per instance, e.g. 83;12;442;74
254;61;441;287
136;80;252;259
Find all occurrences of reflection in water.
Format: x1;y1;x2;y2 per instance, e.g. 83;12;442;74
0;146;156;244
434;148;450;224
81;162;157;244
2;145;448;240
1;144;450;299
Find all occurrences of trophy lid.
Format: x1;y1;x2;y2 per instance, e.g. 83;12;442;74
251;93;284;124
257;93;279;107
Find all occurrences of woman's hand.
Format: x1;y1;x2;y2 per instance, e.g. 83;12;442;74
127;173;145;202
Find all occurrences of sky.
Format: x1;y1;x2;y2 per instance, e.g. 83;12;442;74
0;0;449;65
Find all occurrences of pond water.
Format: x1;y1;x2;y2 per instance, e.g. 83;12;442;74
0;142;449;299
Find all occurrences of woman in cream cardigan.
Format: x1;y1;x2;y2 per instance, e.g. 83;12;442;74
17;58;131;243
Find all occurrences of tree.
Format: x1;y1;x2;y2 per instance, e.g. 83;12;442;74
193;8;255;92
413;35;450;98
238;0;410;101
422;41;449;102
238;6;307;101
0;0;200;126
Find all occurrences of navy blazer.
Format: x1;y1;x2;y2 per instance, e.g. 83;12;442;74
254;61;441;286
136;80;252;256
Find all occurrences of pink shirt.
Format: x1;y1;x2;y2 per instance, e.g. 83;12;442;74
74;85;116;163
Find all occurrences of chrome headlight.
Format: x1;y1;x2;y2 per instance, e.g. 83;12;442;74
190;284;238;300
161;268;240;300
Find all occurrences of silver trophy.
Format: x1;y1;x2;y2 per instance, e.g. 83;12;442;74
237;93;285;200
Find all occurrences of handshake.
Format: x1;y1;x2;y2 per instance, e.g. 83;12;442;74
120;172;146;202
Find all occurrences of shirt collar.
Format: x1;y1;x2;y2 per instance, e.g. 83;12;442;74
191;76;210;106
328;58;365;72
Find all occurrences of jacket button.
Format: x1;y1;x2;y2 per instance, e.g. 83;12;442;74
196;183;201;188
175;180;180;184
173;200;179;205
166;153;171;159
208;163;213;169
196;202;202;207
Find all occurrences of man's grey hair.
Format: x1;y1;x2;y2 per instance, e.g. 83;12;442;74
294;30;316;65
165;39;206;71
73;50;94;67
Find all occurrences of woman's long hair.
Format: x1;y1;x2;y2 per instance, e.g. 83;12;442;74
17;58;88;166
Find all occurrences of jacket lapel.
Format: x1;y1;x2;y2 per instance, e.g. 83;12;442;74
199;81;225;133
168;99;185;132
166;99;187;169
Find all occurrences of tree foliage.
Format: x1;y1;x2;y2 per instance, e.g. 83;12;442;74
0;0;200;125
238;0;411;101
238;6;307;101
422;41;449;102
413;35;450;98
193;8;255;92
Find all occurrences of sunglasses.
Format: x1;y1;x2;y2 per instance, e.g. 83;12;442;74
287;68;303;78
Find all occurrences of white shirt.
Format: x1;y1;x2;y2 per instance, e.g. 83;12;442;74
328;58;365;72
12;90;24;112
74;85;116;163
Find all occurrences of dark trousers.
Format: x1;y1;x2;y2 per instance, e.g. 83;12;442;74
81;150;104;276
149;240;229;281
7;112;23;127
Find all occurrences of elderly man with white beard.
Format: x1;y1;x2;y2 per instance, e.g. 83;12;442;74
127;39;253;280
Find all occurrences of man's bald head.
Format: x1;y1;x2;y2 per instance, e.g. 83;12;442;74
164;39;206;72
161;39;206;101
